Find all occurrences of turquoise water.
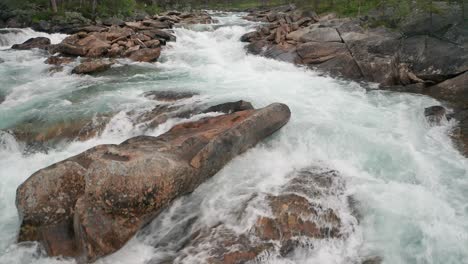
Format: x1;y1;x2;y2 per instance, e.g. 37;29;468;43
0;13;467;264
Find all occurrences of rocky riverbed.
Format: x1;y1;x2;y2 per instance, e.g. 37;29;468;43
0;9;467;264
10;10;216;74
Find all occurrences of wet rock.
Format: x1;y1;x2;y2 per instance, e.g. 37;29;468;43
16;102;291;262
245;40;269;55
424;72;468;108
240;31;261;42
380;83;428;94
362;256;383;264
173;167;351;263
11;115;110;145
424;106;447;126
317;52;363;80
11;37;51;50
141;29;176;42
127;47;161;62
254;193;341;241
44;56;74;66
450;108;468;157
72;60;113;74
203;100;254;114
143;90;198;102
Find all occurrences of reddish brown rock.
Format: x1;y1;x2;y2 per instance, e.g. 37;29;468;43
45;56;74;66
16;102;291;262
171;167;350;264
72;60;113;74
127;47;161;62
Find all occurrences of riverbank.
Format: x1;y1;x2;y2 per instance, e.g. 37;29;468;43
240;4;468;157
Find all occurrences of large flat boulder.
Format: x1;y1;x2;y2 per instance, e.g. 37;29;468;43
400;36;468;83
343;27;402;86
296;41;362;79
16;102;291;262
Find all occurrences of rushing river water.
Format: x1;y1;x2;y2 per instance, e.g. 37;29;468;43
0;13;467;264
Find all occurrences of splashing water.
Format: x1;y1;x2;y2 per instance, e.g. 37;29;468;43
0;13;467;264
0;28;66;48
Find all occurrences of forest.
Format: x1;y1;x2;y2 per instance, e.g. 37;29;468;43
1;0;466;20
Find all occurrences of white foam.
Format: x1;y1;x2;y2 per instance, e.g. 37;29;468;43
0;28;66;48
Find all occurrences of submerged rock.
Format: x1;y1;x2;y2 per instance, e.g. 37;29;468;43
143;90;198;101
11;37;51;50
424;106;447;126
10;115;110;145
202;100;254;114
449;108;468;157
168;167;354;264
16;102;291;262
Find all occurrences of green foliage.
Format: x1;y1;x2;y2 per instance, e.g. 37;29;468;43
31;10;55;23
1;0;464;23
96;0;137;17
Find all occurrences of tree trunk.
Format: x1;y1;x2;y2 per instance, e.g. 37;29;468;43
50;0;58;12
92;0;97;19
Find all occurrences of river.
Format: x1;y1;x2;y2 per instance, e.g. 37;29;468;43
0;13;467;264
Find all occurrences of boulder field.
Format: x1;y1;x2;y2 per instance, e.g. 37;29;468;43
241;4;467;156
15;102;291;262
11;11;216;73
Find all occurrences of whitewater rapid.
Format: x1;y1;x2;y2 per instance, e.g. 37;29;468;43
0;13;467;264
